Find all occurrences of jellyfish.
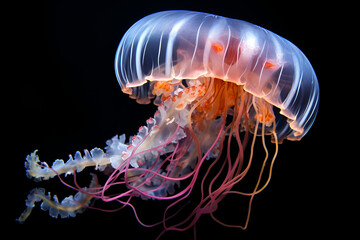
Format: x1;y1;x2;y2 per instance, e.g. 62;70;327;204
19;10;319;238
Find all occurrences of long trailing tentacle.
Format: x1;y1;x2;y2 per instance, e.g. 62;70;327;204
209;96;279;229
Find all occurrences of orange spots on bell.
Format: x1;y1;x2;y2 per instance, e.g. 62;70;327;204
264;61;277;69
211;43;223;52
211;37;241;65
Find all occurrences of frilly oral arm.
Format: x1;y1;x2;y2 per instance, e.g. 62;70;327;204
17;174;99;223
25;148;111;180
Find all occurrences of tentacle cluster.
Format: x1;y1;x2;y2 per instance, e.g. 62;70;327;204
20;78;240;227
20;79;219;222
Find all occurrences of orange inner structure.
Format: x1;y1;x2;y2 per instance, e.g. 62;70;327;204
153;77;275;126
152;77;279;229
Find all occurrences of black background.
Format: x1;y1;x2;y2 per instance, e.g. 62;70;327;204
8;0;340;238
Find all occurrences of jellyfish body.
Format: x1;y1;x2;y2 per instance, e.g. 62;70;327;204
20;10;319;237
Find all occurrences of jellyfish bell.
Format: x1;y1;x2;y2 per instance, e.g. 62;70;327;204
19;10;319;237
115;10;319;142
